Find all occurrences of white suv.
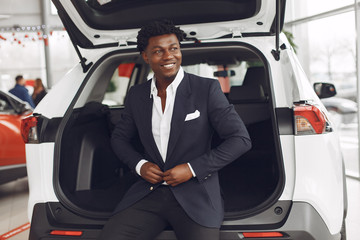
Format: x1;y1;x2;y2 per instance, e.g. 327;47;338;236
22;0;347;239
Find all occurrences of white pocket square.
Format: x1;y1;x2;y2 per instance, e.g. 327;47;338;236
185;110;200;121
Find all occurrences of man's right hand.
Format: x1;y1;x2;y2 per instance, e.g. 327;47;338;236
140;162;164;184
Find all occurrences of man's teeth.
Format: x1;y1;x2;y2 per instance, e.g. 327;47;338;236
163;64;174;68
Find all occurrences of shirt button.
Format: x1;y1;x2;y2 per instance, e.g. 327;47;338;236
150;186;154;191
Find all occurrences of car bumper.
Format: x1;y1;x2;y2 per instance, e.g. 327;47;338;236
29;202;341;240
0;164;27;185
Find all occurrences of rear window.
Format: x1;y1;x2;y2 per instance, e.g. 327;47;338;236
183;61;264;93
103;63;136;106
102;60;264;107
72;0;261;30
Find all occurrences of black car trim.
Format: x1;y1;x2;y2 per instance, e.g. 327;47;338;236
30;201;342;240
276;107;295;135
29;200;291;240
0;164;27;185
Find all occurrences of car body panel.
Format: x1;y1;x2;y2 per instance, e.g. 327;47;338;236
278;135;296;201
0;113;26;166
279;41;320;104
0;90;32;184
34;64;88;118
26;143;58;219
293;133;344;234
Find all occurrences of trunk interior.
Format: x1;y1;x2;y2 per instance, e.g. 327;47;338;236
57;44;283;219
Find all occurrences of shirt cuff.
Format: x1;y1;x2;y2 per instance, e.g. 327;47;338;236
135;159;148;176
187;163;196;177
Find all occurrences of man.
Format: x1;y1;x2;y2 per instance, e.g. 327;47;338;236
9;75;35;108
100;20;251;240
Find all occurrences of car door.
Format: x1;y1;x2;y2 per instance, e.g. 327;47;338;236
0;92;31;165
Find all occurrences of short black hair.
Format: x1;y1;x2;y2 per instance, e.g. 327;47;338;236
15;75;23;82
137;19;185;53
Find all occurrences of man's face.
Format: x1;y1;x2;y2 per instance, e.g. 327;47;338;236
18;78;26;86
141;34;182;82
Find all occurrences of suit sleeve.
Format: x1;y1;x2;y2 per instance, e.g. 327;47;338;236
111;87;143;171
189;80;252;181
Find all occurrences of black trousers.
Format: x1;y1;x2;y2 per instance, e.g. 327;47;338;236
97;186;220;240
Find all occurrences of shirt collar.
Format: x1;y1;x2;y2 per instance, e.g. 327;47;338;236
150;67;184;98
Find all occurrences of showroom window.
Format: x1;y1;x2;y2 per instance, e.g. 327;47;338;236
286;0;360;179
289;0;353;19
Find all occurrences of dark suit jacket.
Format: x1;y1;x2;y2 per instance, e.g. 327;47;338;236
111;72;251;228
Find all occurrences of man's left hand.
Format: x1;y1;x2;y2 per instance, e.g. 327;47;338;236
163;163;193;187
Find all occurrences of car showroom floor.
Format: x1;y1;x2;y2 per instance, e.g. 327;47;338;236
0;177;29;240
0;176;359;240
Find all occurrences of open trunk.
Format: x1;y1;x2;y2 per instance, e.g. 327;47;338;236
57;43;284;220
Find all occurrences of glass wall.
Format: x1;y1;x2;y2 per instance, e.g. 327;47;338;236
285;1;359;178
0;30;77;92
0;31;45;91
289;0;353;19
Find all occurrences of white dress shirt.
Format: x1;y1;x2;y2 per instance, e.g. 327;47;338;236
151;67;183;161
135;67;195;178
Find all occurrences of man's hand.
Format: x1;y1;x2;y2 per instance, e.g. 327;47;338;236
140;162;164;184
163;163;193;187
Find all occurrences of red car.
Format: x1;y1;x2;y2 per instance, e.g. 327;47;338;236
0;90;32;184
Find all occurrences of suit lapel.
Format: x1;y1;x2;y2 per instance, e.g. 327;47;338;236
139;81;164;168
166;74;191;164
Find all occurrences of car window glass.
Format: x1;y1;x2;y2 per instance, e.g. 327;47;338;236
0;97;15;114
182;61;264;93
102;63;135;106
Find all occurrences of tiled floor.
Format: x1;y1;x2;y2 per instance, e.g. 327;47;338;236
0;177;29;240
345;176;360;239
0;176;359;240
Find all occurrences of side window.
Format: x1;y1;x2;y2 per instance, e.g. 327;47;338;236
183;61;264;93
0;96;15;114
103;63;135;106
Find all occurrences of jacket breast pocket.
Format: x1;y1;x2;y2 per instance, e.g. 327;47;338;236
185;110;200;122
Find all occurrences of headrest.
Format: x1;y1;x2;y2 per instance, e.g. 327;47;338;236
243;67;266;87
228;85;267;103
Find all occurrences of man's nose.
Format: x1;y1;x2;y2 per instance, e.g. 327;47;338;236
162;50;174;59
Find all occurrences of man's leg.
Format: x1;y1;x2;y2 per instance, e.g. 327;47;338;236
162;188;220;240
171;217;220;240
97;190;169;240
98;186;220;240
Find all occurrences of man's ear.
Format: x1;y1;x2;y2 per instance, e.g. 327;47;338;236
141;51;149;64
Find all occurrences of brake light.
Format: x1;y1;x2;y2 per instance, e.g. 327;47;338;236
21;116;39;143
50;230;83;236
242;232;284;238
294;103;330;135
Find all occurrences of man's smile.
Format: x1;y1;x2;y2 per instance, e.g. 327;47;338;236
161;63;176;69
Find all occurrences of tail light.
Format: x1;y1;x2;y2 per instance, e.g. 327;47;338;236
241;231;284;238
21;115;39;143
294;102;331;135
50;230;83;236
